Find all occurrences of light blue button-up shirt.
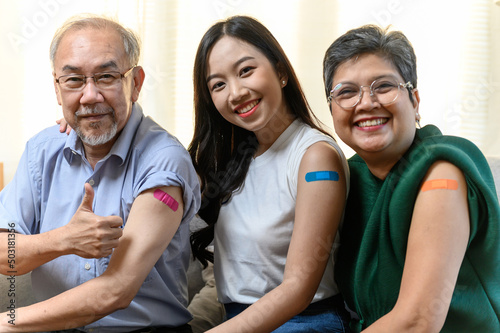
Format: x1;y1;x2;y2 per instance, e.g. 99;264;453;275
0;104;200;332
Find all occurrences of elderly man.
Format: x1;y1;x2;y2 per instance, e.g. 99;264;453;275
0;15;200;332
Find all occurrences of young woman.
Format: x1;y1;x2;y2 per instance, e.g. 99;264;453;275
323;25;500;332
189;16;350;332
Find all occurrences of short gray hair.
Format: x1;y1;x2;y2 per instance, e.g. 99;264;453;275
323;25;417;103
50;14;141;69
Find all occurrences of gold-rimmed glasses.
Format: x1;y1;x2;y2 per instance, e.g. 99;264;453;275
55;66;137;91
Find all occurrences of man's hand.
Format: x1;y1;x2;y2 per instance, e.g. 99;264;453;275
62;183;123;258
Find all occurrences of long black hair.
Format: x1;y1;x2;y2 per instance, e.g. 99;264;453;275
189;15;330;266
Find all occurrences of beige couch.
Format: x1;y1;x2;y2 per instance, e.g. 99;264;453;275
487;156;500;199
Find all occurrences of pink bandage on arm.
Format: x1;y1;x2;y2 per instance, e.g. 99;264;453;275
153;189;179;212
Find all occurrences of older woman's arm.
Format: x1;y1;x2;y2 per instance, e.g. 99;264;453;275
364;160;469;333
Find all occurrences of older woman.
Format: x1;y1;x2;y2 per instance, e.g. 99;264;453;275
323;25;500;332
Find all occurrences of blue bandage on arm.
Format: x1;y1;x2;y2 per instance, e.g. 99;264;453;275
305;171;339;182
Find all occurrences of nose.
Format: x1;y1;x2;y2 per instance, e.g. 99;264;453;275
79;78;105;105
356;85;379;110
228;80;248;105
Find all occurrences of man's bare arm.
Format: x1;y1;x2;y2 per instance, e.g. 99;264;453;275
0;185;184;332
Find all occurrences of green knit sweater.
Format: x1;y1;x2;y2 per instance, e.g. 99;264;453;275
336;125;500;332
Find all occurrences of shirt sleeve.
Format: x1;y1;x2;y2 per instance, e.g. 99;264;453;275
0;143;40;235
133;144;201;224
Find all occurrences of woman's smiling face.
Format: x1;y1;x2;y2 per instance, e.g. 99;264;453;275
330;53;420;162
206;36;291;144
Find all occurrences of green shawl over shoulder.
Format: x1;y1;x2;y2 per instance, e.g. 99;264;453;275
336;125;500;332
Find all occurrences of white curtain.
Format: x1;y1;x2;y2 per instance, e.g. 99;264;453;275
1;0;499;185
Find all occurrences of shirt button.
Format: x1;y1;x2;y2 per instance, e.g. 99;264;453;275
88;179;95;186
84;263;91;270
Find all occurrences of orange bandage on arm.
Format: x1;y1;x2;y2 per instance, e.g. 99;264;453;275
421;179;459;192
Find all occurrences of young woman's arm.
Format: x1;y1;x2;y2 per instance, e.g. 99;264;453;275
208;141;347;333
56;117;72;134
364;161;470;333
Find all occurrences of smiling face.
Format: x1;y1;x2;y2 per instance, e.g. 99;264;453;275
330;53;420;169
53;27;141;149
206;36;292;146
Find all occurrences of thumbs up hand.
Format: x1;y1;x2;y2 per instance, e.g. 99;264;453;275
63;183;123;258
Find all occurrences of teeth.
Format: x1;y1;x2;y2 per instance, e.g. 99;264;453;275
236;100;258;114
357;118;387;127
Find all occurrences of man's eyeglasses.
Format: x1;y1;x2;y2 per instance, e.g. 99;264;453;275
55;66;137;91
328;77;414;110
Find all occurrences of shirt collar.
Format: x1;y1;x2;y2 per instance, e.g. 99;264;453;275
63;103;144;166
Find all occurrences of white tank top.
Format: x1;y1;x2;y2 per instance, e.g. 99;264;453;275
214;119;349;304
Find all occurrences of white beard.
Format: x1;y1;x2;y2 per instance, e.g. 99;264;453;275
74;106;118;146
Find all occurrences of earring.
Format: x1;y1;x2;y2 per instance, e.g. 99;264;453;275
282;80;286;86
416;112;421;128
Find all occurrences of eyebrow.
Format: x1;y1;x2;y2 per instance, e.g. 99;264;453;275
61;61;120;73
333;74;401;86
372;74;399;81
206;56;255;83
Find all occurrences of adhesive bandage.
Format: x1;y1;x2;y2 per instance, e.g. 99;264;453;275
421;179;458;192
305;171;339;182
153;189;179;211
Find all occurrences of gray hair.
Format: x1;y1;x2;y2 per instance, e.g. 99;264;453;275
323;25;417;103
50;14;141;69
